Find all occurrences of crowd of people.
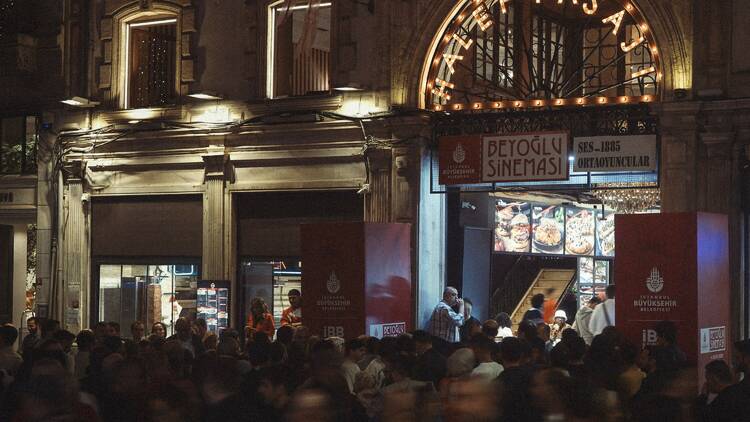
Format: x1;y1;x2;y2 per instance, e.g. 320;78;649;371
0;286;748;421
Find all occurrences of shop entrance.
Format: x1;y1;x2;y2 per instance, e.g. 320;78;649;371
236;190;363;332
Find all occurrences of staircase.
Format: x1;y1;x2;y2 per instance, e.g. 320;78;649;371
509;269;576;329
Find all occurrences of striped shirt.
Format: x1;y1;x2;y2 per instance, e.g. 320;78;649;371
428;301;465;343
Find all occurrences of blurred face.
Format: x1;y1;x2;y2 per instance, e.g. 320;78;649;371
444;290;458;306
27;319;37;334
175;319;190;338
288;294;301;309
349;346;366;362
131;324;145;340
152;323;166;338
106;325;119;337
554;317;566;326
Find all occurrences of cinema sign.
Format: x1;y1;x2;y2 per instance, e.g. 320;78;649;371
438;132;569;185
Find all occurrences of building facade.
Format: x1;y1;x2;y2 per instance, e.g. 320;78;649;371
2;0;750;339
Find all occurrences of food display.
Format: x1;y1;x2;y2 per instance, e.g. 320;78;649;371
594;260;610;284
197;281;230;334
578;257;594;284
494;201;531;252
532;206;564;254
596;213;615;256
565;208;596;256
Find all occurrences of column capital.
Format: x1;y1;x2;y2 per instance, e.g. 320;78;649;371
202;151;232;181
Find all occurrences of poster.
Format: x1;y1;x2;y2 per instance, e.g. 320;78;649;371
565;208;596;256
438;135;482;185
596;213;616;257
531;205;564;254
494;200;531;253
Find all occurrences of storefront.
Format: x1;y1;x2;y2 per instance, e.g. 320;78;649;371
90;195;203;336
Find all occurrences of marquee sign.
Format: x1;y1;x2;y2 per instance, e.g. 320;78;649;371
421;0;662;111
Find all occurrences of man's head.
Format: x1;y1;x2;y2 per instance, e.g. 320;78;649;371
174;317;191;340
443;287;459;306
531;293;545;310
605;285;616;300
734;339;750;374
52;330;76;353
130;321;145;340
470;333;497;362
463;298;473;318
481;320;499;339
587;296;602;309
412;330;433;355
705;359;734;394
0;324;18;347
288;289;301;309
193;318;207;337
500;337;524;366
654;320;677;346
76;329;96;351
384;353;415;383
106;322;120;337
345;338;366;362
27;317;37;334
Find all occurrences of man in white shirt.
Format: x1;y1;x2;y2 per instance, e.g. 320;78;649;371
341;338;366;393
589;285;616;337
470;333;503;380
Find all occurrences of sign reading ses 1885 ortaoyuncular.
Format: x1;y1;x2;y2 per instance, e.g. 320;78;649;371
482;132;569;183
573;135;657;173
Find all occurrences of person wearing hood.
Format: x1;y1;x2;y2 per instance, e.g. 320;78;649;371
572;296;601;345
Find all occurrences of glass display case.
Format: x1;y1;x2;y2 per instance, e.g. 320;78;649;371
576;258;611;307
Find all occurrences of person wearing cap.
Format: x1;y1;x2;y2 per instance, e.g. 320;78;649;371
548;310;571;347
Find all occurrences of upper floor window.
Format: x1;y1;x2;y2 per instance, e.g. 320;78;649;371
0;116;37;174
267;1;332;98
126;18;177;108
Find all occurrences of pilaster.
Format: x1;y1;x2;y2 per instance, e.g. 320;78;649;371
61;160;89;332
202;151;231;280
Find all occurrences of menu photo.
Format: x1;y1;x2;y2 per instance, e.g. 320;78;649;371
532;205;564;254
494;200;531;253
596;213;616;257
565;207;596;256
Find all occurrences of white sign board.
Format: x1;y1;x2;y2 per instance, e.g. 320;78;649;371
573;134;657;173
700;326;727;354
482;132;569;182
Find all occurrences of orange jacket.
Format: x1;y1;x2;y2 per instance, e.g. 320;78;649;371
281;306;302;326
247;312;275;337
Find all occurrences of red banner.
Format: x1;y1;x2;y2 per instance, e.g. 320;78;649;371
302;223;412;339
615;213;730;388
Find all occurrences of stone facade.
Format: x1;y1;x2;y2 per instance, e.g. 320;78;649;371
1;0;748;335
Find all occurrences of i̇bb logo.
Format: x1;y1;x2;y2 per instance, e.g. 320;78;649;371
453;144;466;164
646;267;664;293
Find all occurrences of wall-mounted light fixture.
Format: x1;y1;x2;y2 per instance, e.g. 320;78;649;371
188;92;223;101
334;83;364;92
61;96;100;108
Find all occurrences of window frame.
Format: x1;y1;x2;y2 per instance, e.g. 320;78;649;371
113;6;183;110
266;0;333;99
0;115;38;175
124;17;178;109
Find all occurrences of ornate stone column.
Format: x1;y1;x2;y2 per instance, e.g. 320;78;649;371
202;151;231;280
61;160;89;332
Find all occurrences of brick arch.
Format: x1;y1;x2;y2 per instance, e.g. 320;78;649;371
397;0;692;108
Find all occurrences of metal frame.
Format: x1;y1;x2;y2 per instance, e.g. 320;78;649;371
430;103;659;193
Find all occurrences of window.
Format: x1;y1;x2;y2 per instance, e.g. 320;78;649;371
98;264;199;337
125;18;177;109
268;1;331;98
0;116;37;174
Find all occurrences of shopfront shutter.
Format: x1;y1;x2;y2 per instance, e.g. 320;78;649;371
91;195;202;257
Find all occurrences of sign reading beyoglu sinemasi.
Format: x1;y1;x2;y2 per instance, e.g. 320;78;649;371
482;131;569;182
573;134;657;173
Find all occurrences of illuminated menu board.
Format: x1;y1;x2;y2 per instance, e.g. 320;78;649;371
494;198;615;258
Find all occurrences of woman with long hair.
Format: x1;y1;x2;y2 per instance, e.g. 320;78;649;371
246;297;275;338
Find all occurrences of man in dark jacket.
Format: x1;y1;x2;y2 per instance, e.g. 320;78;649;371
168;317;205;358
521;294;545;326
411;330;447;388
